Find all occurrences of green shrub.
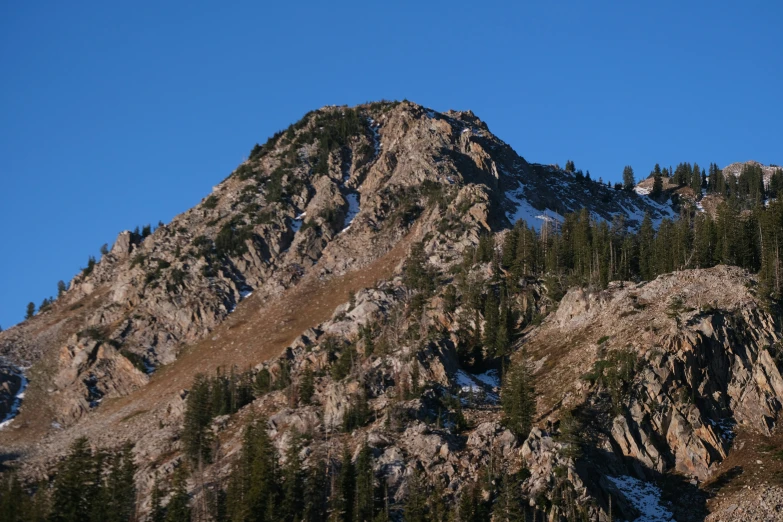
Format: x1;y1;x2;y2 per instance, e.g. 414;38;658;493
121;350;147;373
215;220;253;257
202;195;219;210
581;349;639;412
234;163;254;181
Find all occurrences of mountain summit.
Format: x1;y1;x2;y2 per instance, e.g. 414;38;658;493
1;101;782;522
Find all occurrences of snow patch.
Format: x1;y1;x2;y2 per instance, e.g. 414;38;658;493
606;475;673;522
473;369;500;389
455;370;482;393
634;186;651;196
454;370;499;403
0;366;27;430
425;109;436;119
505;184;564;231
340;193;360;233
368;118;381;157
142;359;157;375
291;212;306;233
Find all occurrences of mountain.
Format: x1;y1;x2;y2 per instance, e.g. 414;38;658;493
1;100;782;521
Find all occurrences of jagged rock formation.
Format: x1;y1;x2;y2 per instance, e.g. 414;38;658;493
0;100;781;521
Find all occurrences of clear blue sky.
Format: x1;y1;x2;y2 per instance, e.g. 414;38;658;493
1;1;781;328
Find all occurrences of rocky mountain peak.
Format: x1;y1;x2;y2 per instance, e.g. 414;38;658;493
2;100;781;521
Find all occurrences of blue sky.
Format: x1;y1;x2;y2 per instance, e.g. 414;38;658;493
1;1;781;328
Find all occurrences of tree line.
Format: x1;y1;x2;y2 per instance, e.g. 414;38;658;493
495;200;783;301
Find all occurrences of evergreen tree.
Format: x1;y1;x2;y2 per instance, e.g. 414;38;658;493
482;290;499;353
354;443;374;522
281;433;304;522
57;280;67;298
494;292;511;358
501;358;535;439
0;473;26;522
182;374;213;464
403;468;428;522
151;477;166;522
49;437;100;522
299;368;315;405
622;165;635;191
164;467;191;522
99;442;137;522
491;471;524;522
456;482;490;522
638;214;655;280
226;418;280;521
651;172;663;199
769;168;783;199
303;457;329;522
501;228;518;270
26;302;35;319
330;446;355;522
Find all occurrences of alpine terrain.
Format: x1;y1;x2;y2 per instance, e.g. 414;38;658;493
1;100;783;522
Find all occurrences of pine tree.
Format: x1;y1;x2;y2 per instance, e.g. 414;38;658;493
622;165;635;191
651;173;663;199
403;468;428;522
25;302;35;320
770;168;783;199
299;368;315;405
494;291;511;357
501;358;535;439
482;290;499;353
164;467;191;522
501;228;518;269
354;443;374;522
103;442;137;522
150;477;165;522
456;482;490;522
49;437;100;522
182;374;213;464
330;446;355;522
57;280;67;298
226;418;280;521
638;214;655;280
281;433;304;522
0;473;25;522
303;457;329;522
491;471;524;522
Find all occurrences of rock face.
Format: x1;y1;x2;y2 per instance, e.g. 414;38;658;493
0;101;680;429
0;101;780;521
518;266;783;520
722;160;780;187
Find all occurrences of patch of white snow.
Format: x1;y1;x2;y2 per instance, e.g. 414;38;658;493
606;475;673;522
473;369;500;389
291;214;305;233
0;366;28;430
506;185;564;231
455;370;482;393
340;193;360;233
